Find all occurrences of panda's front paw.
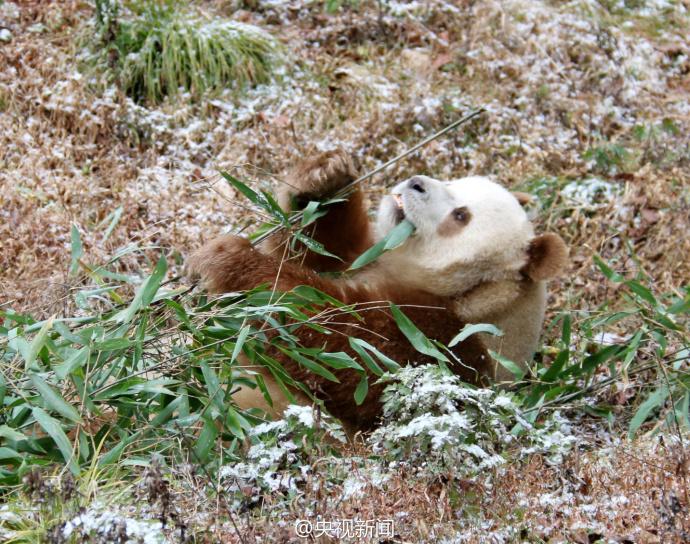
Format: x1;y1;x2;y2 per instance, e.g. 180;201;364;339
284;149;359;209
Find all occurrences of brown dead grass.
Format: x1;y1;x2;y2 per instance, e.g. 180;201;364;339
2;0;688;318
155;438;687;543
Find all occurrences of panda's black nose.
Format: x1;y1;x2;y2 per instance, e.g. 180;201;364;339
408;177;426;193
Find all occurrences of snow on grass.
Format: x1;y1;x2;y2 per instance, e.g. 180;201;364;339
562;177;622;207
219;405;345;499
62;509;166;544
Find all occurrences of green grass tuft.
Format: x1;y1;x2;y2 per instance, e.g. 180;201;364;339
94;1;281;104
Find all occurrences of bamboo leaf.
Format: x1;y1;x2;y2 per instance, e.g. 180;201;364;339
594;255;625;282
383;219;415;250
579;344;622;376
195;417;218;463
32;407;79;474
541;349;570;382
627;281;656;306
69;225;83;277
318;351;365;372
390;304;449;362
0;425;25;442
110;256;167;324
561;313;571;348
301;200;329;227
628;386;668;438
348;338;400;373
621;330;643;375
354;375;368;406
100;205;123;242
0;447;21;461
490;350;526;381
150;396;184;428
230;325;251;364
449;323;503;347
24;317;54;371
200;361;226;415
29;374;83;424
225;406;249;438
92;338;134;351
221;172;288;223
348;338;383;376
98;433;141;467
349;220;415;270
293;232;341;260
281;348;339;382
668;295;690;315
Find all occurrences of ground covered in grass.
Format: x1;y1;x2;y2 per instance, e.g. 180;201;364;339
1;0;689;542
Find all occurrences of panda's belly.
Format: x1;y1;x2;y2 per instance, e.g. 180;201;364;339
481;281;547;382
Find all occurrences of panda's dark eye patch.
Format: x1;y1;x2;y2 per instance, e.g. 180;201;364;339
453;206;471;225
438;206;472;237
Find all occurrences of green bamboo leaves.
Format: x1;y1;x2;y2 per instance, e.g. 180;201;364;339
349;220;416;270
110;257;167;324
390;304;448;362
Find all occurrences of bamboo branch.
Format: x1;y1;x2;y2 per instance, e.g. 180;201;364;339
250;108;486;246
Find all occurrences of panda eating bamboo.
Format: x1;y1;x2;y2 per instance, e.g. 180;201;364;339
187;150;568;433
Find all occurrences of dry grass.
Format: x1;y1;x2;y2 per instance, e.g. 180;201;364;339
90;438;687;542
1;0;689;541
2;0;688;317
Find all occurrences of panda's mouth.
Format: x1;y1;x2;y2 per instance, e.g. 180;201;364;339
393;194;406;223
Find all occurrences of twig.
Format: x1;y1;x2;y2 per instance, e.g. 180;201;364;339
251;108;485;245
173;422;249;544
520;362;659;414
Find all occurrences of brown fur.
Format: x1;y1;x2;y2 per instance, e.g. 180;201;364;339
522;233;569;281
453;279;523;322
451;231;568;379
437;206;472;237
264;150;374;272
188;234;491;430
512;191;534;207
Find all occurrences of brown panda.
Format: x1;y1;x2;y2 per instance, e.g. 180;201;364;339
187;150;568;430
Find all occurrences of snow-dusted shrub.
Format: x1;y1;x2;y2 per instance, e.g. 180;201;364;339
219;405;346;502
369;365;577;474
61;509;165;544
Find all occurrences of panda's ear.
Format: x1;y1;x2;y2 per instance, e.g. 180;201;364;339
522;233;569;281
512;191;533;207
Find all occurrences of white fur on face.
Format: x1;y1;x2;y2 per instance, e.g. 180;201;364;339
374;176;534;295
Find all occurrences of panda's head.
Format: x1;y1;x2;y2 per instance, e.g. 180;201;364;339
375;175;567;295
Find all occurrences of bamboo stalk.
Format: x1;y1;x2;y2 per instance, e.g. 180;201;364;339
250;108;486;246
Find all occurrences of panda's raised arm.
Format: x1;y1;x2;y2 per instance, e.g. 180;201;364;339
262;150;374;273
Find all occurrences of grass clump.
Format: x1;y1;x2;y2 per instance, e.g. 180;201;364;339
92;0;281;104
